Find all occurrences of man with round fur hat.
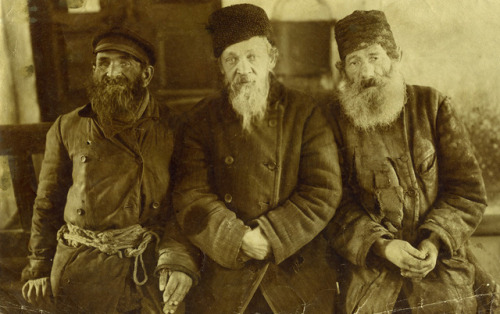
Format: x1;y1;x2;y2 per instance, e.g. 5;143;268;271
21;26;199;313
172;4;342;313
324;10;494;313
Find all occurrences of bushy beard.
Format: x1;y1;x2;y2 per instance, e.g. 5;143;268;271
226;74;269;133
87;74;146;126
338;62;406;131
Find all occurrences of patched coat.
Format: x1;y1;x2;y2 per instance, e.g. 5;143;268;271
326;85;487;313
173;78;342;313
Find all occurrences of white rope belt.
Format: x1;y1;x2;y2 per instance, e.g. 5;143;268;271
57;223;159;286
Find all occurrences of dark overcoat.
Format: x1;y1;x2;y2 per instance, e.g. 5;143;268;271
173;78;342;313
326;85;487;313
24;95;200;313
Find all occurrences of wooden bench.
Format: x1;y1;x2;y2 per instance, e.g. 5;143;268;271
0;123;52;256
0;122;52;311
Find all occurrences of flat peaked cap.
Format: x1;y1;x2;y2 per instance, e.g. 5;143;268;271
207;4;273;58
92;26;156;65
335;10;397;60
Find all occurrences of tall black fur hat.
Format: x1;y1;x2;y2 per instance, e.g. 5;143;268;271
335;10;397;61
207;4;273;58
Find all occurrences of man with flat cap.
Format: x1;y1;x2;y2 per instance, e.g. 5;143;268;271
21;26;199;313
172;4;342;313
325;10;493;313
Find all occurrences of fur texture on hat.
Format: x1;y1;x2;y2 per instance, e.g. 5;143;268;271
335;10;397;61
207;4;273;58
92;27;156;65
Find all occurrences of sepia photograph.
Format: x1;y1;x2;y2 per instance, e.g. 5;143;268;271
0;0;499;313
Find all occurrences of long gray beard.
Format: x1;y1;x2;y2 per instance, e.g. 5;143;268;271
88;75;145;126
338;63;406;131
227;75;269;133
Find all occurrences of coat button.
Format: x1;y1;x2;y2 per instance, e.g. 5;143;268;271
80;155;87;163
152;202;160;209
400;155;408;162
268;119;277;127
267;161;277;171
225;156;234;165
224;193;232;203
76;208;85;215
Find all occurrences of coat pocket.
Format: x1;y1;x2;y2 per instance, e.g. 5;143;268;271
375;186;404;231
414;139;437;176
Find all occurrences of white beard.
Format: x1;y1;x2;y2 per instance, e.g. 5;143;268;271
338;62;406;131
227;74;269;133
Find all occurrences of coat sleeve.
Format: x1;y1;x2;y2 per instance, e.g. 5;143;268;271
156;116;202;283
23;117;71;281
173;115;250;270
419;97;487;254
325;177;394;267
156;216;202;285
255;105;342;264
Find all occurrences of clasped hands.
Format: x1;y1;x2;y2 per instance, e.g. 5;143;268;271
373;234;440;280
241;227;271;260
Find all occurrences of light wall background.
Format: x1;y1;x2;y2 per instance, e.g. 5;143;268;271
224;0;500;214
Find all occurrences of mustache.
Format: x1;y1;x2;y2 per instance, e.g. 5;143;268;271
100;75;130;86
360;77;380;88
226;74;257;95
346;74;389;94
233;74;256;85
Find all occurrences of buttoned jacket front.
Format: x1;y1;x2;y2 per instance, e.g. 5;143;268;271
26;95;199;311
173;78;342;313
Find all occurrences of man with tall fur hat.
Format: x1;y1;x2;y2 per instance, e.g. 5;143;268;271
21;26;199;313
325;10;493;313
172;4;342;313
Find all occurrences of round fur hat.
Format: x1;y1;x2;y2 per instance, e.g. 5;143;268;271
206;4;273;58
92;26;156;65
335;10;397;61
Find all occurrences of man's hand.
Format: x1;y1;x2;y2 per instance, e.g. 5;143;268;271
159;270;193;314
372;239;428;274
241;227;271;260
22;277;54;309
401;234;440;280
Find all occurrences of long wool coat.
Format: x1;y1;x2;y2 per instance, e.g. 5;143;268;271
24;95;200;313
326;85;487;313
173;78;342;313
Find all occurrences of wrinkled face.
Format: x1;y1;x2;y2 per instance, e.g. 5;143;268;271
93;50;146;85
343;43;393;86
337;43;406;131
219;36;277;132
89;50;153;124
219;36;276;90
